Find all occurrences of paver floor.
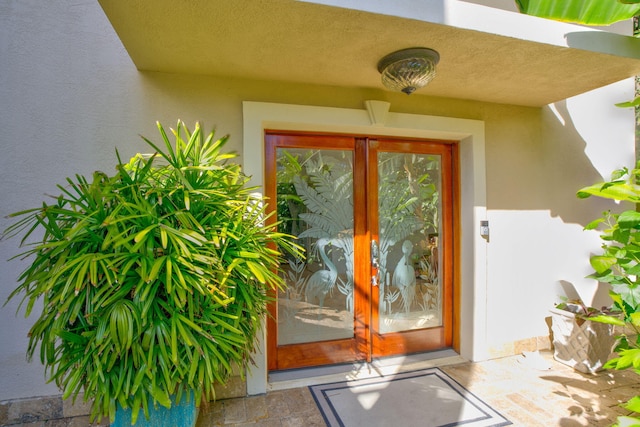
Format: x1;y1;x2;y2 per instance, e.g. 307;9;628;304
196;351;640;426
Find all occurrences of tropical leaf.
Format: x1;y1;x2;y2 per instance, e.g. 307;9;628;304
293;166;354;239
516;0;640;25
293;175;331;217
617;97;640;108
619;211;640;229
577;182;640;202
590;255;618;274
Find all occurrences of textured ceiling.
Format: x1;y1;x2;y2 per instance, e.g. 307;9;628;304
98;0;640;107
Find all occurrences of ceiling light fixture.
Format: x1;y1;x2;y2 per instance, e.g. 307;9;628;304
377;48;440;95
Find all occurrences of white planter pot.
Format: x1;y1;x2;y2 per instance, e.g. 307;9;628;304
550;307;617;374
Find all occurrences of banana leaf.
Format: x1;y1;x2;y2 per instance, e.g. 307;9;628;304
516;0;640;25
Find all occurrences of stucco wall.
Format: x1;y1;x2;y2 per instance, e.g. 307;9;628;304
0;0;634;402
485;83;634;354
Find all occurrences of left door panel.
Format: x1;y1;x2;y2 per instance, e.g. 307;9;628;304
264;133;366;370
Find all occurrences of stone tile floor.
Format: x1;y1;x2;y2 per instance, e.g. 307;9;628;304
3;351;638;426
196;351;640;427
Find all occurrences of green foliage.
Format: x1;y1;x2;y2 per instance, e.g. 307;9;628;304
3;121;302;424
516;0;640;25
555;298;625;326
616;98;640;109
578;165;640;424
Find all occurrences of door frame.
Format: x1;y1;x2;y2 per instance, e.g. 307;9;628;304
242;101;487;395
264;134;457;370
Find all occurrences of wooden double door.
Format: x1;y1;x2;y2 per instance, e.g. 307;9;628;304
265;132;457;370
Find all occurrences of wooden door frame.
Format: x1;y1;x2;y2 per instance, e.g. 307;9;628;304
264;132;459;370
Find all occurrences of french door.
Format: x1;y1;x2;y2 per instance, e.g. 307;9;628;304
265;132;457;371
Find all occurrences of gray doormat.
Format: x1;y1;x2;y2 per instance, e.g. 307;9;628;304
309;367;511;427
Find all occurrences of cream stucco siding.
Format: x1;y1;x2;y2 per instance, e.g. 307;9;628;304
0;0;635;402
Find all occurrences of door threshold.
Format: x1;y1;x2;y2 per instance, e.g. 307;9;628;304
267;349;465;391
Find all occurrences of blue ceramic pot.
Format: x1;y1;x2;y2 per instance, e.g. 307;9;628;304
111;392;198;427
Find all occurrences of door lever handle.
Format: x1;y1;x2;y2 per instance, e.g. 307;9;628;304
371;239;380;286
371;239;380;269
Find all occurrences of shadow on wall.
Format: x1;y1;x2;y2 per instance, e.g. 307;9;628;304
483;89;633;344
487;96;633;228
558;279;612;309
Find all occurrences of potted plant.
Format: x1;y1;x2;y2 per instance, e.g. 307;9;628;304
2;121;302;425
576;164;640;424
549;298;619;374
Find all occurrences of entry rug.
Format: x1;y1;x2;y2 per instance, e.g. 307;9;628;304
309;367;511;427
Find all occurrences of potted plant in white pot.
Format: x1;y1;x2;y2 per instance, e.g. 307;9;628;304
549;298;619;374
2;120;302;426
575;164;640;424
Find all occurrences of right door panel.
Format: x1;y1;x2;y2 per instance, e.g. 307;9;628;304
369;138;455;358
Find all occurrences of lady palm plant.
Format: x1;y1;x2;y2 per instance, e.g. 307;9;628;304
3;120;301;424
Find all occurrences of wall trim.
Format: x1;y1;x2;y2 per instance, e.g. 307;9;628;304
242;101;487;395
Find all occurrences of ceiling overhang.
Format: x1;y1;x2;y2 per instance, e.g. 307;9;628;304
98;0;640;107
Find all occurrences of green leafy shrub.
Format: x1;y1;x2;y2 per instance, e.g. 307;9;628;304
3;121;302;424
578;165;640;426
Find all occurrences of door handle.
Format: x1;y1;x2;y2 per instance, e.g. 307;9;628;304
371;239;379;269
371;239;380;286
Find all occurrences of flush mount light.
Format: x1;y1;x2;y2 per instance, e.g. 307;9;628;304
377;48;440;95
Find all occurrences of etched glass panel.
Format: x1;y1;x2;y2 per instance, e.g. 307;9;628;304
377;152;442;334
275;148;354;345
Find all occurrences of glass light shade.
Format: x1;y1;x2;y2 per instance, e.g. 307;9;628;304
377;48;440;95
